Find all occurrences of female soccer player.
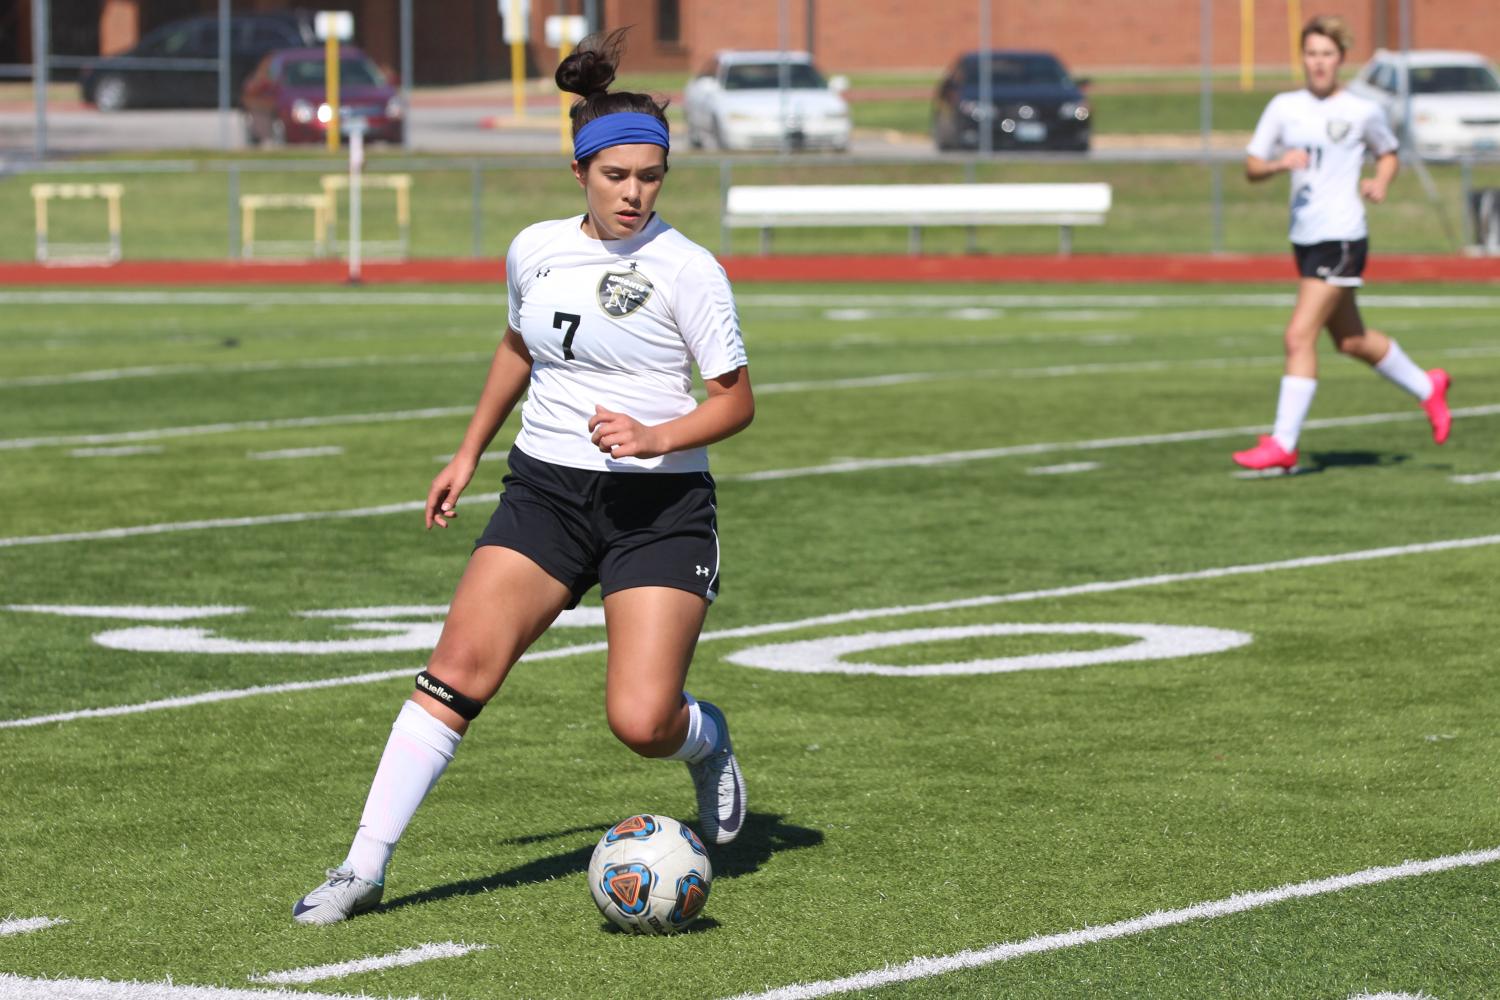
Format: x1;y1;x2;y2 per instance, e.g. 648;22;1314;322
1232;15;1450;472
293;30;753;925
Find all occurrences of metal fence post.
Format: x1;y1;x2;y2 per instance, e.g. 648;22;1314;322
719;158;733;257
1461;157;1475;248
401;0;414;151
471;162;484;258
1211;158;1224;254
218;0;231;150
33;0;49;159
228;162;241;259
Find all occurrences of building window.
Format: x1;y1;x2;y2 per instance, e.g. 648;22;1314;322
656;0;680;44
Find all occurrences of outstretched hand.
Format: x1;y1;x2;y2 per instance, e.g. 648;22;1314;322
589;405;665;460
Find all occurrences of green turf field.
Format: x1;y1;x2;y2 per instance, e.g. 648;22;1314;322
3;281;1499;999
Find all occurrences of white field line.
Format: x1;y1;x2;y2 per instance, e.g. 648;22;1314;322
5;531;1499;730
0;407;470;452
0;916;67;936
6;401;1500;550
248;942;486;985
13;336;1493;401
8;400;1500;550
0;972;417;1000
726;404;1500;482
8;290;1500;310
1451;470;1500;484
721;846;1500;1000
10;341;1496;448
0;353;490;389
0;495;498;550
1027;462;1101;476
247;446;344;461
3;605;248;621
70;446;165;458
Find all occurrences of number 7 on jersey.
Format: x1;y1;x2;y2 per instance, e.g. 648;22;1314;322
553;311;581;361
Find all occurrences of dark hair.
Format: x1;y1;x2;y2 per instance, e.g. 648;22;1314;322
555;27;671;168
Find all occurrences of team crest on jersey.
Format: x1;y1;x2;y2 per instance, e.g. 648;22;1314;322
597;269;654;317
1326;119;1352;142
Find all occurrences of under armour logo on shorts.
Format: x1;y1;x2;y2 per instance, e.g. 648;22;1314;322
696;566;711;577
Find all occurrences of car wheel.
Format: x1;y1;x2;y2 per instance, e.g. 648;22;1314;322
93;75;129;112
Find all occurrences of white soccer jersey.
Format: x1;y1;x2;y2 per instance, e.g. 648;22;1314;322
505;213;748;473
1246;89;1399;245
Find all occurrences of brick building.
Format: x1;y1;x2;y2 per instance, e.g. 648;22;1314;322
7;0;1498;84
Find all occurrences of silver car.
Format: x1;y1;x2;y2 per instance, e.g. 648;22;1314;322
1348;49;1500;159
683;50;851;152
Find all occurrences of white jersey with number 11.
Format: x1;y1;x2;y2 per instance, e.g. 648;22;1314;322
1246;89;1399;245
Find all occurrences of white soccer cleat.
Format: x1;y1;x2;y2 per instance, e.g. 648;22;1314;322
292;866;383;925
687;701;746;845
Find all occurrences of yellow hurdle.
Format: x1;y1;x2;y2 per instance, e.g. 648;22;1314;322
320;173;413;259
31;183;124;263
239;193;331;259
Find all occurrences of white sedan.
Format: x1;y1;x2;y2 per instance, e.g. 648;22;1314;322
683;50;851;152
1348;49;1500;159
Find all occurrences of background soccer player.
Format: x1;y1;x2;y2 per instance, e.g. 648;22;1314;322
1232;15;1451;473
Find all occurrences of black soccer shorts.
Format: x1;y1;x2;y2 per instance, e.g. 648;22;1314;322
1292;238;1369;287
475;446;721;608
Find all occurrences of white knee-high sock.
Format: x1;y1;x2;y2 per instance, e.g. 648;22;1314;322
345;700;462;883
665;693;720;765
1271;375;1318;452
1374;340;1434;400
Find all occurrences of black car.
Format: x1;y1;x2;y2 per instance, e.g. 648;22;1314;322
932;50;1091;152
80;11;317;111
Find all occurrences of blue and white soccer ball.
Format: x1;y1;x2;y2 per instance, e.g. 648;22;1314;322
588;814;713;935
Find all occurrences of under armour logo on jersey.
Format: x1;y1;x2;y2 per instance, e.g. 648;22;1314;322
627;261;639;271
535;267;551;279
696;566;711;578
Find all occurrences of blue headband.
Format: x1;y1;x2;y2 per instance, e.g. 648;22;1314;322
573;112;670;161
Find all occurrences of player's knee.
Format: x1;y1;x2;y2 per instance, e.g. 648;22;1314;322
607;704;680;757
422;650;491;699
1334;334;1367;357
1283;327;1317;354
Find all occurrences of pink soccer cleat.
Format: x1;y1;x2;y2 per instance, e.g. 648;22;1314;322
1232;435;1298;472
1423;368;1452;445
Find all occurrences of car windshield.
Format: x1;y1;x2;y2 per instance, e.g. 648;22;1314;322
723;62;826;90
284;58;387;87
961;54;1070;87
1409;64;1500;94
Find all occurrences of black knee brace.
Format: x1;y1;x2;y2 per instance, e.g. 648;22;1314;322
415;670;485;720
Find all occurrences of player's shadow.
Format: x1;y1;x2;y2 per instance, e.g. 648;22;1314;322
378;811;822;913
1303;449;1410;473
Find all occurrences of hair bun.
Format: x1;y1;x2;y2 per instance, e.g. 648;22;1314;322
555;28;627;97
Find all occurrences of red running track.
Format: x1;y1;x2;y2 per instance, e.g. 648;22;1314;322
1;254;1498;286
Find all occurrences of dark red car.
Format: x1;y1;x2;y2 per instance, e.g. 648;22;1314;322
242;46;403;146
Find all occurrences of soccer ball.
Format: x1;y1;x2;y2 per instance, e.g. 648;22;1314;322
588;814;713;935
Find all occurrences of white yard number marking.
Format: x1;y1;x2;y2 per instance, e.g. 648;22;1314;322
726;623;1252;676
